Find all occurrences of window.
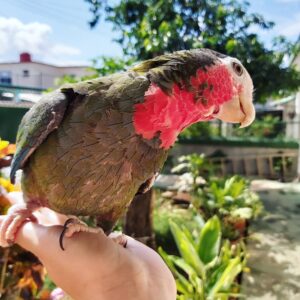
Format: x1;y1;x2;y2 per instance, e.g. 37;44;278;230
0;71;12;85
23;70;29;77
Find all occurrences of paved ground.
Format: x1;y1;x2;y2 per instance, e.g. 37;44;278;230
242;180;300;300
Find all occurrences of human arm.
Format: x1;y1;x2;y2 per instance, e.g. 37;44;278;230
2;192;176;300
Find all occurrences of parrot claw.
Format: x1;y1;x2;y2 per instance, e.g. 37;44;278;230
59;218;75;251
59;217;102;251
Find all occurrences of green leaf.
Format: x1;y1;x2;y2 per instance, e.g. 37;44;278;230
190;274;204;299
216;292;246;298
173;257;199;278
181;225;197;248
158;248;194;294
197;216;221;265
193;214;205;230
207;262;228;289
173;257;205;299
219;240;232;263
209;257;243;297
158;247;179;275
225;39;237;52
169;220;206;279
176;279;194;296
224;176;237;194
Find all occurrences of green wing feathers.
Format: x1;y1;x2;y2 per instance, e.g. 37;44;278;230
10;90;71;183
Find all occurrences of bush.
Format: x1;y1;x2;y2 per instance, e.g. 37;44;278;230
159;216;246;299
232;114;285;139
171;154;263;239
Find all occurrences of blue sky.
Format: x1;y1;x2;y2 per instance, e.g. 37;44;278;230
0;0;299;66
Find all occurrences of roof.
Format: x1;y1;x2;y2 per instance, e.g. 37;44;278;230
254;95;296;112
0;100;33;108
0;84;44;92
0;84;43;104
0;60;90;69
269;95;296;106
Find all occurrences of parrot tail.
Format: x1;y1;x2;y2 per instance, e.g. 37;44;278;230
10;148;32;184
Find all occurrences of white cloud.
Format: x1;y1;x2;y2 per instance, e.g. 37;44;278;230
0;17;82;65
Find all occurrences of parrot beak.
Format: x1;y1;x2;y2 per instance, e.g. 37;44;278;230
212;91;255;128
238;89;256;128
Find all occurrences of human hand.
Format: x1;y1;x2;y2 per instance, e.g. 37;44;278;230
1;192;176;300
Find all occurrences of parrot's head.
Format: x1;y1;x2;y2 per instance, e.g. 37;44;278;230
206;54;255;128
133;49;255;149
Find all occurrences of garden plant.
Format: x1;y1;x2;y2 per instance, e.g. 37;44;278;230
159;216;246;300
157;153;263;298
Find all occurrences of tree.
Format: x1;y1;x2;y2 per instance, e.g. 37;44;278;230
124;190;156;248
89;56;135;76
84;0;300;103
81;0;300;239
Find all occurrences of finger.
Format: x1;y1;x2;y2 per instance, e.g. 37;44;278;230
7;192;68;226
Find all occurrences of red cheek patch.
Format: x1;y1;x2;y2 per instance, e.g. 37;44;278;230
133;64;236;149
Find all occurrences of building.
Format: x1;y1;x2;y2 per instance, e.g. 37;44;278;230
0;52;92;90
0;53;92;142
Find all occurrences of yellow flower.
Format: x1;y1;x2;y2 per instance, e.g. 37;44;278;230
0;177;17;192
0;140;9;151
0;139;16;158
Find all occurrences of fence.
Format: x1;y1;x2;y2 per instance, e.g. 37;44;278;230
172;139;299;181
208;152;297;181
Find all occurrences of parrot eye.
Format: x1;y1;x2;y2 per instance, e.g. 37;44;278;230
232;62;243;76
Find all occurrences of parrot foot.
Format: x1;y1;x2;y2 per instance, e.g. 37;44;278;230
59;217;102;251
0;204;37;247
109;232;128;248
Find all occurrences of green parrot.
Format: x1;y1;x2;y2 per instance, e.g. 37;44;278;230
0;49;255;248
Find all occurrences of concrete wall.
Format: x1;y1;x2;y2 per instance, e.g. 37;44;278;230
172;143;297;158
171;143;298;180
